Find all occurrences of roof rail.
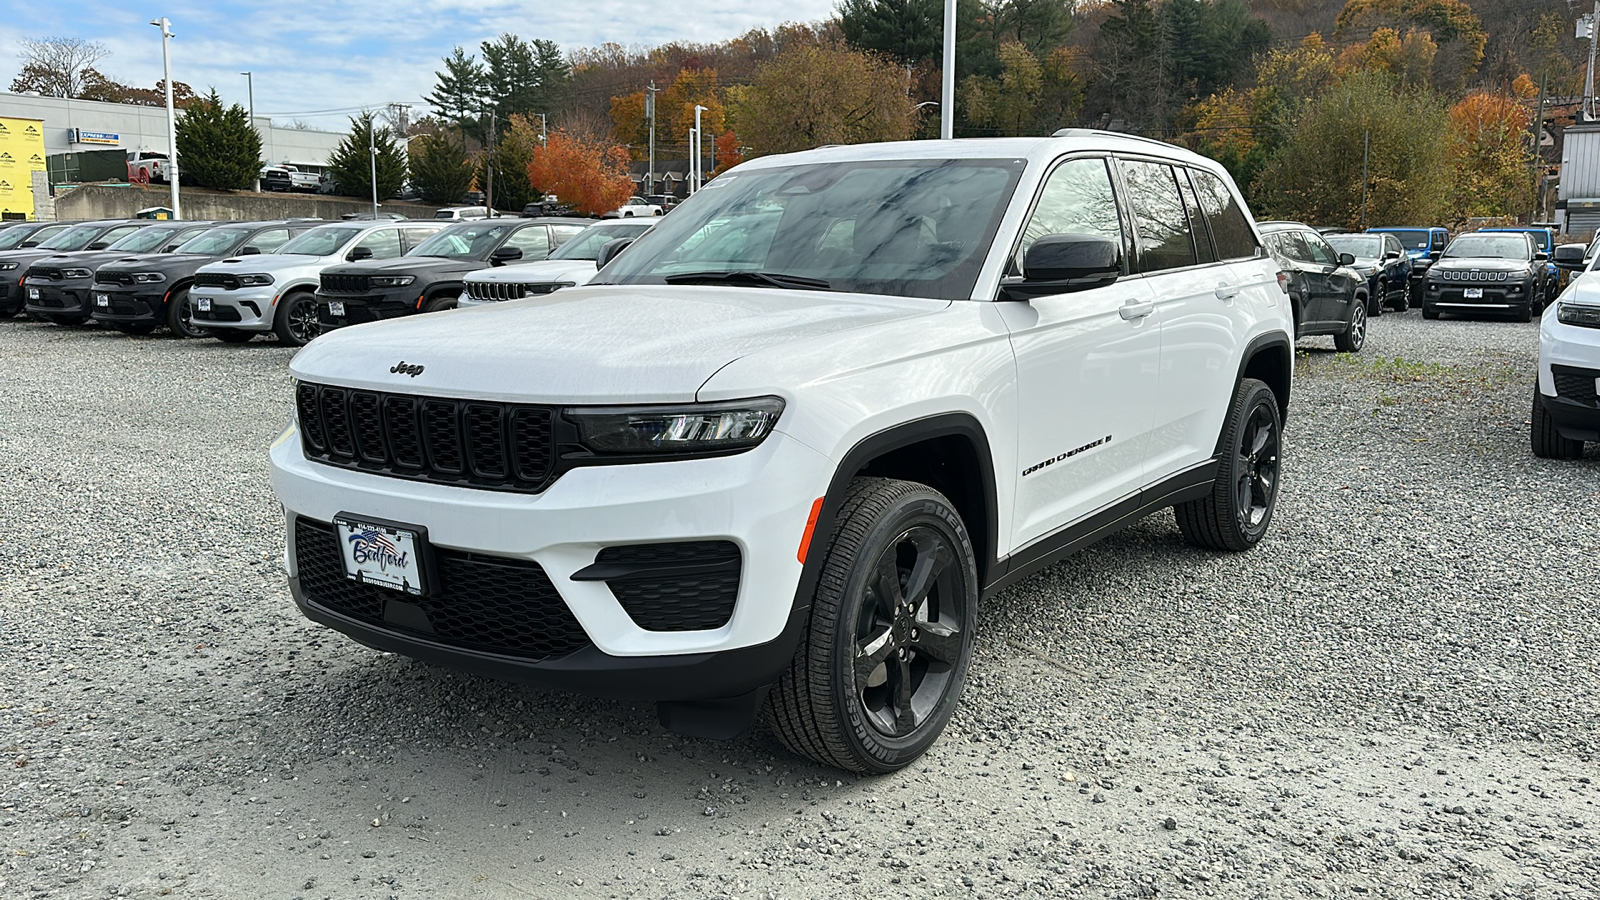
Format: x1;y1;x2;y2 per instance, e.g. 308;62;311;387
1052;128;1179;151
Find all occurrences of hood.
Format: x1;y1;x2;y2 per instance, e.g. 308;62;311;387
26;250;141;272
201;253;324;273
97;252;220;276
322;256;478;277
291;285;945;403
1429;257;1534;274
467;259;598;285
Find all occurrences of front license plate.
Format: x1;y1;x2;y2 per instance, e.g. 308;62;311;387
334;516;426;595
95;293;109;307
327;300;346;316
1464;287;1483;299
27;287;39;299
196;296;212;311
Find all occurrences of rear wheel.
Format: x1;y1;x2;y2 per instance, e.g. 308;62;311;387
766;478;978;774
1531;388;1584;459
1334;300;1366;352
1175;378;1282;552
273;291;319;346
1389;281;1409;312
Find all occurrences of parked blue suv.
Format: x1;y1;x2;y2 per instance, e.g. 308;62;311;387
1367;226;1449;303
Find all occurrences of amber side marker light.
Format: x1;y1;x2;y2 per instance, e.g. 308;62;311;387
796;497;825;563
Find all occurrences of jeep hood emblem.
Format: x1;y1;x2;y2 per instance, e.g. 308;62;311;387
390;361;425;377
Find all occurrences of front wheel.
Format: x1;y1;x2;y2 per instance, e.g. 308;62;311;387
1531;388;1584;459
1334;300;1366;352
422;295;456;314
765;478;978;774
273;292;319;346
166;287;208;338
1175;378;1282;552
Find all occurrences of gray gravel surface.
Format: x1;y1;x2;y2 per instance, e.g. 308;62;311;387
2;312;1598;900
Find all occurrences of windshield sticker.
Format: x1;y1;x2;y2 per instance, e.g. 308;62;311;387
699;176;734;190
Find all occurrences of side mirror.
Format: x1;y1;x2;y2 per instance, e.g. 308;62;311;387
88;242;110;250
240;246;261;255
346;245;373;262
490;245;523;264
1535;250;1549;262
1337;252;1356;267
1553;244;1586;271
1001;233;1121;299
1383;250;1400;260
595;237;634;268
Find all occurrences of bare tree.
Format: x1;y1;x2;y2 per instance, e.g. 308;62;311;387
9;37;110;98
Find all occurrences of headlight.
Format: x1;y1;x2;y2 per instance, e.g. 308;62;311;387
237;273;274;286
61;268;92;279
132;272;166;284
1557;302;1600;328
370;275;415;288
1357;266;1378;277
566;397;784;456
0;262;16;271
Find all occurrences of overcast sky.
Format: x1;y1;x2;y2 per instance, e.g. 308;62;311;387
1;0;838;130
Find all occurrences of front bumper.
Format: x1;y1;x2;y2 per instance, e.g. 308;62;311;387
316;289;418;329
22;279;94;317
1538;309;1600;441
1425;283;1533;311
270;428;832;700
88;285;168;324
189;284;277;331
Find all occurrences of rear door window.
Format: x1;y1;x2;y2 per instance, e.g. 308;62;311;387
356;228;404;260
1176;170;1216;264
1190;170;1259;261
401;226;441;251
242;228;290;254
502;225;551;259
1118;159;1197;272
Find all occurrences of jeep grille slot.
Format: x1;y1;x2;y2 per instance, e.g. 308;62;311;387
294;382;560;493
1552;364;1600;407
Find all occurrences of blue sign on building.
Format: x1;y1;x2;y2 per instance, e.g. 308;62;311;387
71;129;120;145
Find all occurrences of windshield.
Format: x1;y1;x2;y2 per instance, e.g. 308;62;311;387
1377;229;1430;250
549;222;654;260
106;227;185;253
38;224;108;251
175;227;251;255
278;225;363;256
596;159;1026;300
1326;235;1383;258
1442;235;1532;260
409;221;518;259
0;224;58;251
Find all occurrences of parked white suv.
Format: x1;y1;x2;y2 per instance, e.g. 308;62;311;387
457;219;654;307
191;220;444;345
1533;256;1600;458
271;133;1294;772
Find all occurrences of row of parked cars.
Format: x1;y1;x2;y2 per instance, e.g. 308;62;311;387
0;214;656;345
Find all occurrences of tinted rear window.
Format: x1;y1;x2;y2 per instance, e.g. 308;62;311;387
1190;170;1258;260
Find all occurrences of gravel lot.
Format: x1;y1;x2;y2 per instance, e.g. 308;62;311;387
2;310;1598;900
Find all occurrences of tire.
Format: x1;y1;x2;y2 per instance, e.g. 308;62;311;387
421;294;456;314
1389;281;1409;312
1175;378;1282;552
1422;304;1439;320
1364;291;1381;317
1334;299;1366;352
209;328;254;344
166;286;207;338
765;477;979;774
1531;387;1584;459
123;322;156;336
0;303;17;319
273;291;319;346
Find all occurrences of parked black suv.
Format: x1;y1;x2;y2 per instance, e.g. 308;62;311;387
18;220;197;325
315;217;591;330
1422;232;1550;322
1325;232;1412;312
0;222;82;316
1259;221;1369;352
90;219;322;337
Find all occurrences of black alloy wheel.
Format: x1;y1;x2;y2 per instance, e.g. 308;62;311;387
167;287;207;339
1175;378;1282;552
274;292;320;346
766;478;978;774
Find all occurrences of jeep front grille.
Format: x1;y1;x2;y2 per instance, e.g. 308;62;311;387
296;381;556;493
465;280;573;301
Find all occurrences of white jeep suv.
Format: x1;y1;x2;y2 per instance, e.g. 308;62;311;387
191;220;444;345
1533;256;1600;458
458;219;655;308
271;133;1294;773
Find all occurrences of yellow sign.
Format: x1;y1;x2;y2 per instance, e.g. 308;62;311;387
0;117;47;220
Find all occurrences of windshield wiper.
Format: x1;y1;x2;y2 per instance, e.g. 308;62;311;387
663;270;833;291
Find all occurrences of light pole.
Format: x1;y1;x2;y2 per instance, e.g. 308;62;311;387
369;116;379;218
941;0;955;140
646;81;658;198
241;71;257;191
692;104;707;193
150;17;180;218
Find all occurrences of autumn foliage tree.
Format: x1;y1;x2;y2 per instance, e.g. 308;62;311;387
1446;91;1532;219
527;130;634;216
728;43;914;157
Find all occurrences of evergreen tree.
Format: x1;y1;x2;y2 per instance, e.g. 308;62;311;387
174;88;262;191
408;131;475;205
475;115;544;211
428;36;572;143
427;47;489;143
326;112;407;201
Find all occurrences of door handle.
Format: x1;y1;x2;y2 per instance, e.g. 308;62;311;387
1214;283;1240;301
1119;299;1155;320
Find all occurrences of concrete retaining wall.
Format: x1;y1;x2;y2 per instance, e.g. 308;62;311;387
53;183;441;222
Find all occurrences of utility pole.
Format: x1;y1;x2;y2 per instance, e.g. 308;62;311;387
150;18;180;219
692;105;707;193
242;71;257;191
1532;68;1549;224
1361;129;1370;230
485;113;496;217
646;80;658;198
369;115;378;218
1587;0;1599;121
940;0;955;140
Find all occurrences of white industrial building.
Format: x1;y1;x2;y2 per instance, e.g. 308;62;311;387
0;90;344;171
